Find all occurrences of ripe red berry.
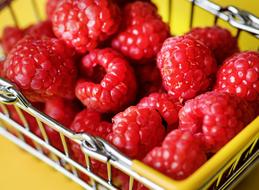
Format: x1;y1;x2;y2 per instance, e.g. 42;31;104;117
52;0;121;53
1;21;55;54
137;93;182;132
3;36;77;102
1;26;24;54
214;51;259;102
25;20;55;38
76;48;137;113
187;26;239;64
133;61;162;98
44;98;81;127
143;129;207;180
7;104;39;135
69;109;112;179
6;103;45;148
179;91;255;153
112;1;169;61
69;109;112;138
46;0;63;19
113;0;151;7
0;59;5;77
107;106;165;159
157;36;217;101
7;99;78;152
37;125;64;152
24;99;80;152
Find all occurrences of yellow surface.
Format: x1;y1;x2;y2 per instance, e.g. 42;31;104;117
0;136;82;190
0;135;258;190
0;0;259;190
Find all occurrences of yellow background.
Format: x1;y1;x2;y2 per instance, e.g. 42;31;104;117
0;0;258;190
0;135;258;190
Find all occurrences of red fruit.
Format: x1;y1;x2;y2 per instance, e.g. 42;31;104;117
1;26;24;54
179;91;255;153
69;109;112;138
76;48;137;113
112;1;169;61
3;103;67;152
5;103;44;148
107;106;165;159
115;173;140;190
157;36;217;101
0;59;5;77
214;51;259;103
46;0;63;19
1;21;55;54
45;98;81;127
25;20;55;38
69;109;112;179
114;0;151;7
36;125;64;152
7;104;39;134
187;26;239;64
41;98;80;151
3;36;77;102
52;0;121;53
137;93;182;132
133;61;162;98
143;129;207;180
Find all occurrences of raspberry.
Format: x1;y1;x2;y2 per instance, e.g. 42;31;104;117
214;51;259;102
133;61;162;98
112;1;169;61
137;93;182;132
157;36;217;101
3;36;77;102
44;98;81;127
46;0;63;19
6;103;44;147
179;91;255;153
143;129;207;180
52;0;121;53
107;106;165;159
116;173;140;190
25;20;55;38
37;98;81;152
7;104;39;134
3;103;66;152
187;26;239;64
1;21;55;54
69;109;112;179
76;48;137;113
1;26;24;54
0;59;5;77
69;109;112;138
36;126;64;152
114;0;151;7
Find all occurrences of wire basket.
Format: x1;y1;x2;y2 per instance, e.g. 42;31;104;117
0;0;258;190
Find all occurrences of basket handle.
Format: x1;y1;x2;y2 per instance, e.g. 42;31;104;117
192;0;259;37
0;77;29;105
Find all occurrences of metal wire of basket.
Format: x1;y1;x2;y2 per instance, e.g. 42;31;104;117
0;0;258;190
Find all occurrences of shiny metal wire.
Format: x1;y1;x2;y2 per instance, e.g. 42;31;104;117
0;0;259;190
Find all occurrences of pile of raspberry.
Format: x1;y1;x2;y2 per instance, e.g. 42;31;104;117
0;0;258;189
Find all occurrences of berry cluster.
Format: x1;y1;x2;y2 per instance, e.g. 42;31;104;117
0;0;258;188
112;1;169;61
